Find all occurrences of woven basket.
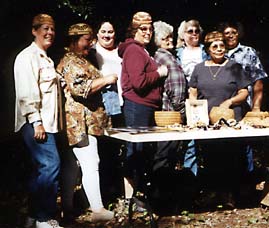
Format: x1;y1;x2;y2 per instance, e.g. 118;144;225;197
209;106;235;124
154;111;182;126
241;111;269;127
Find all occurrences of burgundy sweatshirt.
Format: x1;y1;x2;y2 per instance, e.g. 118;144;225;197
118;38;162;108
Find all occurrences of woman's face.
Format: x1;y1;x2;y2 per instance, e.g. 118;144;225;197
32;23;55;51
223;27;239;49
183;25;200;47
134;24;153;45
97;22;115;49
160;34;174;50
208;40;226;63
74;34;93;56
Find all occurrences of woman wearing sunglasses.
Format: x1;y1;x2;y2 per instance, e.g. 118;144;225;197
175;19;209;179
176;19;208;83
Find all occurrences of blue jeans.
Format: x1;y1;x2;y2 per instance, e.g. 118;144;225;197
183;140;198;176
123;99;156;157
246;145;254;172
153;139;198;176
22;123;60;222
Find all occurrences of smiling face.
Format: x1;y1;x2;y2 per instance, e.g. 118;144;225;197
97;22;115;49
32;23;55;51
223;27;239;49
73;34;93;57
183;25;200;47
208;40;226;63
134;24;153;45
160;34;174;50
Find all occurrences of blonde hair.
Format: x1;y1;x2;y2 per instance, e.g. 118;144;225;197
153;21;173;47
176;19;203;48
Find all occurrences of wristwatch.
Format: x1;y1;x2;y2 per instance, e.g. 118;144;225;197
32;120;42;127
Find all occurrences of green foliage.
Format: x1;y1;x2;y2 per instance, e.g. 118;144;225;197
57;0;95;19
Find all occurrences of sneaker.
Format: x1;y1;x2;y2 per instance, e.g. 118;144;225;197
132;196;147;212
91;209;114;222
24;217;36;228
36;219;63;228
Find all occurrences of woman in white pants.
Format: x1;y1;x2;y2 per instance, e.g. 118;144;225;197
57;22;118;225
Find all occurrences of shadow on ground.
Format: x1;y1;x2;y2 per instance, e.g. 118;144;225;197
1;134;269;227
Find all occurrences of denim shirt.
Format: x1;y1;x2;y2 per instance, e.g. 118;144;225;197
176;44;209;82
176;44;208;65
102;86;121;116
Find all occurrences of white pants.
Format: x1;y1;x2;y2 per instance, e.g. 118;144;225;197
73;135;103;212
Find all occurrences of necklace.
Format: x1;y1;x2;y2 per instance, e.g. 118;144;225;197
208;66;222;80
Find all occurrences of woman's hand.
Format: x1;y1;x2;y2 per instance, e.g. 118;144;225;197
220;89;248;108
219;99;233;109
34;125;46;141
104;74;118;85
189;87;198;100
157;65;168;78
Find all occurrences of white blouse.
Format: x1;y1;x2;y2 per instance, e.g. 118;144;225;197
95;42;123;106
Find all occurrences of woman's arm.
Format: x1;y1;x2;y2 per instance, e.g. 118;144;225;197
124;45;160;91
89;74;118;94
252;79;263;112
189;87;198;100
62;57;117;99
220;88;248;108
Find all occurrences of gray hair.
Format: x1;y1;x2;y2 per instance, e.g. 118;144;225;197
176;19;203;48
153;21;173;47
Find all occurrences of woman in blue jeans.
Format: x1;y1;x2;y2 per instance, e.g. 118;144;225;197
14;14;62;228
118;12;168;191
21;124;60;226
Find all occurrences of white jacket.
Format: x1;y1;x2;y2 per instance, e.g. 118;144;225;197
14;42;58;133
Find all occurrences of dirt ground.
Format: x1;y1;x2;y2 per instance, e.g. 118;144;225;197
1;185;269;228
64;207;269;228
1;135;269;227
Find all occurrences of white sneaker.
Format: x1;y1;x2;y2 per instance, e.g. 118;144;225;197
91;209;114;222
24;217;36;228
36;219;63;228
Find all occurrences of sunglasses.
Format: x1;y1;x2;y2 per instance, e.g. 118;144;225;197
186;29;200;35
138;26;153;33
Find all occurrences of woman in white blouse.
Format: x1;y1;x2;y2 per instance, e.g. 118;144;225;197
95;21;124;127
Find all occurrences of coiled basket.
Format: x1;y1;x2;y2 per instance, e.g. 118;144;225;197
154;111;182;126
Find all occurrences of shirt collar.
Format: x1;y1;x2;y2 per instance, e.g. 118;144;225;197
227;43;243;56
32;42;47;56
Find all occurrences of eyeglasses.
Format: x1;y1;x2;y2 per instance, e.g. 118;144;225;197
210;43;225;51
161;35;173;42
138;26;153;33
224;31;238;36
185;29;200;35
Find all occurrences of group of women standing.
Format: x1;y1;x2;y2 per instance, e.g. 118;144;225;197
14;10;268;228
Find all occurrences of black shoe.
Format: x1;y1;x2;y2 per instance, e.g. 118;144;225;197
60;215;76;227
